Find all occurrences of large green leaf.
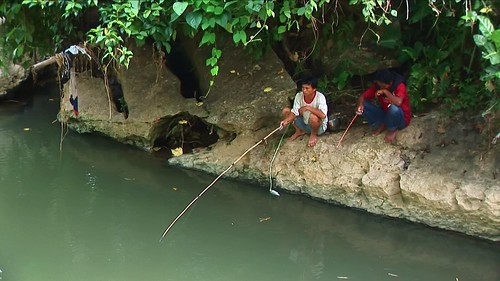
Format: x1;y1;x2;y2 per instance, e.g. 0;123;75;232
490;29;500;49
478;15;494;37
173;2;188;16
473;34;487;46
185;12;202;29
215;13;228;29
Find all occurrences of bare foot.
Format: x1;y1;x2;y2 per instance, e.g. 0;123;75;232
384;130;398;143
373;124;386;136
289;131;305;141
307;135;318;147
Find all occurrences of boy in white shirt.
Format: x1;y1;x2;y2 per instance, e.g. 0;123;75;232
280;77;328;147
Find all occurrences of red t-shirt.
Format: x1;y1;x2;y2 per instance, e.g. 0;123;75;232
362;83;412;126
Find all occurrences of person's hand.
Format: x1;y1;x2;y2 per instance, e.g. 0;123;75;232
357;104;363;115
376;89;389;98
298;106;310;115
280;120;288;127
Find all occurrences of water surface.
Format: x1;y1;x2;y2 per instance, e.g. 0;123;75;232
0;88;499;281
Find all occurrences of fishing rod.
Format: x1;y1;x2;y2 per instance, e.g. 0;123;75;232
268;123;290;196
336;111;361;148
159;125;283;242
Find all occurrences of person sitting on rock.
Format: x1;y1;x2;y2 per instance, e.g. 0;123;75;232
357;69;412;143
280;76;328;147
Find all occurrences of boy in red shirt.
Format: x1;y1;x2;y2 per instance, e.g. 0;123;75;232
357;69;411;143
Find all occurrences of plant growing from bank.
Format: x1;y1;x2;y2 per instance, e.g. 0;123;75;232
0;0;498;116
348;0;498;115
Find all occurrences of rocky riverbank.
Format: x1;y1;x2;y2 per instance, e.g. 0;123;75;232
168;111;499;241
3;42;499;241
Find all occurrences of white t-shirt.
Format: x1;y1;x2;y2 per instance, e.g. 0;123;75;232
291;91;328;132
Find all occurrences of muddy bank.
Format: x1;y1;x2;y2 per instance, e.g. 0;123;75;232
7;41;498;241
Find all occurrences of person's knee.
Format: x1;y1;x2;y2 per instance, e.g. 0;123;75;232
387;104;401;114
387;105;404;120
282;107;291;116
309;114;321;127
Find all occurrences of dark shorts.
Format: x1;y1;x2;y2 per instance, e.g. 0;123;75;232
294;117;326;135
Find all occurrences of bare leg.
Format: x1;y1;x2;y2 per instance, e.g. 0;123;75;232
372;124;386;136
282;107;304;141
307;114;321;147
282;107;292;117
384;130;398;143
290;124;305;141
307;134;318;147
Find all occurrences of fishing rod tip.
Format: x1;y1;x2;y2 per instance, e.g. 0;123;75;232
159;234;167;243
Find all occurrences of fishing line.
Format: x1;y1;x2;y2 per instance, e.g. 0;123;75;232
159;125;283;241
268;123;290;196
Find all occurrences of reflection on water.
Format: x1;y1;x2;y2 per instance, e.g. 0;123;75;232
0;89;499;281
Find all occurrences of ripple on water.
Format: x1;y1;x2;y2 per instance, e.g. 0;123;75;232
0;128;12;176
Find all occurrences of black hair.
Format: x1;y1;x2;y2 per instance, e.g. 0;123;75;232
300;76;318;89
373;69;394;84
373;69;406;92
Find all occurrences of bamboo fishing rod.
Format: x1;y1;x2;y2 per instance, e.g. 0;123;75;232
159;125;282;242
336;111;361;148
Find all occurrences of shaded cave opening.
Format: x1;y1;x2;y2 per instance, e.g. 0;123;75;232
106;73;129;119
163;41;204;101
150;112;219;159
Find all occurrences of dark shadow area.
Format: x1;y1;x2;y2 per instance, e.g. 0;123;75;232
0;68;48;112
163;41;203;101
0;76;35;102
107;73;129;119
150;112;219;159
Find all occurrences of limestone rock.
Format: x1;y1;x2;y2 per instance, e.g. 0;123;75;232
63;41;294;148
0;63;28;99
485;185;500;217
54;39;499;241
169;114;500;241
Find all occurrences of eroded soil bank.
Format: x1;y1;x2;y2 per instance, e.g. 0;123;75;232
6;42;498;241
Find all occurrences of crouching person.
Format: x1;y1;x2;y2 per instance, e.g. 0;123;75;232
357;69;412;143
280;77;328;147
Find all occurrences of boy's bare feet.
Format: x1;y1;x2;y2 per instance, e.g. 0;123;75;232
373;124;386;136
289;131;305;141
384;130;398;143
307;135;318;147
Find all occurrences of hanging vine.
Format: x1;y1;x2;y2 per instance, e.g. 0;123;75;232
0;0;498;115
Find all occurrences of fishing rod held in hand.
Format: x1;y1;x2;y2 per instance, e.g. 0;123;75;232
336;111;362;148
159;125;283;242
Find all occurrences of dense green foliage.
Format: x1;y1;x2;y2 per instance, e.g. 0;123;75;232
0;0;498;115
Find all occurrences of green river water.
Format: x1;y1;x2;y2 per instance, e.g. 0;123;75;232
0;86;499;281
